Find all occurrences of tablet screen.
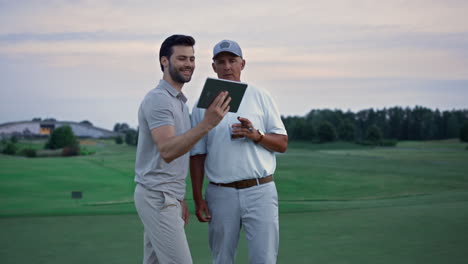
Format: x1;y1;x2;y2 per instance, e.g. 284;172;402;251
196;77;248;113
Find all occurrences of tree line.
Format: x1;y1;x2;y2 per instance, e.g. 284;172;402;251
282;106;468;143
110;106;468;147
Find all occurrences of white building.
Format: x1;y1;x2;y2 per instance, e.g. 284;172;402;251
0;120;119;139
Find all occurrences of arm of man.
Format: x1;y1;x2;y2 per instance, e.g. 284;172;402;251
255;132;288;153
152;92;231;163
190;154;211;222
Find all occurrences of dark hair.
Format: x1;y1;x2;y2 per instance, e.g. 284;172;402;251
159;34;195;72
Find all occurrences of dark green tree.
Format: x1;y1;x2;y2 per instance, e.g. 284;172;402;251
114;123;130;132
366;125;383;144
460;121;468;142
338;119;355;141
282;106;468;142
80;120;93;126
115;136;124;144
2;142;17;155
125;129;138;146
446;114;460;139
388;107;404;139
45;126;78;150
318;121;337;143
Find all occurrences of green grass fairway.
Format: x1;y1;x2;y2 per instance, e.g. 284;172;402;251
1;139;468;263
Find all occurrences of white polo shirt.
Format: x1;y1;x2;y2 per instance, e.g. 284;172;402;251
190;84;287;184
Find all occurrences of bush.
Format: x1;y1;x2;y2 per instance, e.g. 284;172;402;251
62;145;80;157
11;135;18;143
356;139;397;147
2;142;17;155
380;139;398;147
45;125;78;150
36;149;62;158
80;147;96;156
115;136;123;144
318;121;337;143
21;148;37;158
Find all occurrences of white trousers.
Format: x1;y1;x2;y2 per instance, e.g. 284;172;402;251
206;181;279;264
134;184;192;264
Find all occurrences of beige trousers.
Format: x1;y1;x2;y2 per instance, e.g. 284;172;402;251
134;184;192;264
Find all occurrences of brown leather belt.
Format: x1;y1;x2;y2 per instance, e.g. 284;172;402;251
210;175;273;189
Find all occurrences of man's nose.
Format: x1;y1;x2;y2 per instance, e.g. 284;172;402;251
184;59;194;68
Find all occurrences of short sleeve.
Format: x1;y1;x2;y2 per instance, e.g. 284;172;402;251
190;104;207;156
262;90;287;135
142;93;175;130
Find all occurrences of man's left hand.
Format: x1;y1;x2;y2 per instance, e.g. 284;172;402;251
231;116;262;142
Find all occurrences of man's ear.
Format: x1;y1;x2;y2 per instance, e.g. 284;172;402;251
241;59;246;70
161;56;169;71
212;62;217;73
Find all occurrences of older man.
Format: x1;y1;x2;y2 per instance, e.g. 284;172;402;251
190;39;288;264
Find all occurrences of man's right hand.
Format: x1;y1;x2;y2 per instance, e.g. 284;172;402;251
202;91;231;129
195;199;211;222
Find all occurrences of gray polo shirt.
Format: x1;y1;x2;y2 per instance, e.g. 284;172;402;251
135;80;191;200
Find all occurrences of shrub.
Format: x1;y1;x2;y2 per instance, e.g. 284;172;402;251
2;142;17;155
80;147;96;156
11;135;19;143
380;139;398;147
62;145;80;157
356;138;397;147
115;136;123;144
45;125;78;150
36;149;62;158
21;148;37;158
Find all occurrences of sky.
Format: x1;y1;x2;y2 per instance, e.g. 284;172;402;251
1;0;467;130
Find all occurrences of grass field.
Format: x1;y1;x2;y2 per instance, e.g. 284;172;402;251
1;139;468;263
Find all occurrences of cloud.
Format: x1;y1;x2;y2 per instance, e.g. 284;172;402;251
1;0;468;129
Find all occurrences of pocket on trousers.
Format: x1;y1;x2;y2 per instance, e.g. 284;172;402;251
162;192;178;210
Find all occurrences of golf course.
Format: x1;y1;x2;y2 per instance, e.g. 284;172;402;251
1;139;468;263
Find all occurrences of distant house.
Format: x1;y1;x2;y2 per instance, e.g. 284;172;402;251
0;120;119;139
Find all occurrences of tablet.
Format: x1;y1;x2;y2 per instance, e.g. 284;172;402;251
196;77;248;113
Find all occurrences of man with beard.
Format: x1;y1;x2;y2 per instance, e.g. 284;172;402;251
134;34;231;264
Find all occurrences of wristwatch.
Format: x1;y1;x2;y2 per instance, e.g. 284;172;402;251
254;129;265;144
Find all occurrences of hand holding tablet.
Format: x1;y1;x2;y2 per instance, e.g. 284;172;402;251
197;77;248;113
